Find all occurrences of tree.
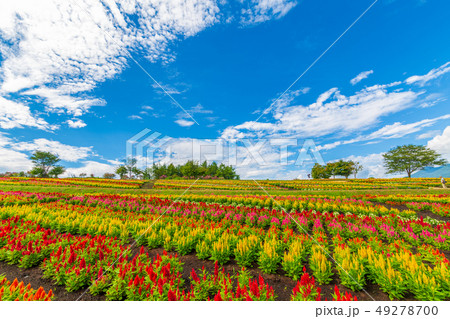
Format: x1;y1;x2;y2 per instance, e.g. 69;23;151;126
103;173;115;179
148;161;239;180
350;161;363;178
181;160;198;178
333;160;353;179
325;162;338;178
142;167;153;180
383;144;447;178
131;167;143;179
49;166;65;178
116;166;127;179
167;163;179;177
207;162;218;176
311;163;331;179
30;151;64;178
124;158;138;179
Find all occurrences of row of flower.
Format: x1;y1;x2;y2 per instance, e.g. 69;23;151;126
356;194;450;217
153;179;286;190
153;178;443;190
264;178;443;190
3;210;449;300
0;275;53;301
1;191;449;251
0;215;358;301
0;177;145;189
158;193;416;218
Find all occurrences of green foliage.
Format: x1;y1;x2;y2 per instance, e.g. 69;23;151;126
49;166;65;178
115;166;127;179
350;161;363;178
383;144;447;177
329;160;353;179
149;160;239;180
103;173;116;179
311;163;331;179
312;160;361;179
30;151;63;178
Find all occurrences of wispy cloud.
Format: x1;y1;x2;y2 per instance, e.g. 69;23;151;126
174;104;212;127
317;114;450;151
240;0;298;25
222;84;418;140
0;0;220;126
417;130;440;140
406;62;450;86
175;119;195;127
222;62;450;142
350;70;373;85
0;1;296;131
128;115;143;120
0;96;54;130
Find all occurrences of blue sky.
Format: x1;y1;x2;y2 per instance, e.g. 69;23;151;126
1;0;450;178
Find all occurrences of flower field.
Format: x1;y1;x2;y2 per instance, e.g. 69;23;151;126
0;177;444;191
0;183;449;301
153;178;443;190
0;177;145;189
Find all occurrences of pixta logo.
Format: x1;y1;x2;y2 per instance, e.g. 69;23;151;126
126;128;325;168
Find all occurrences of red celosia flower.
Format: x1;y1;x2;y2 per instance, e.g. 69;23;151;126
191;269;200;283
214;291;222;301
168;289;177;301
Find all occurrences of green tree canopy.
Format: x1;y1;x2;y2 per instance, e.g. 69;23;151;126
311;163;331;179
148;161;239;180
332;160;353;179
103;173;115;179
30;151;64;178
349;161;363;178
115;166;127;179
383;144;447;178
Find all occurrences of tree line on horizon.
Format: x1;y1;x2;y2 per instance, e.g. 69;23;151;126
1;144;447;180
311;160;363;179
115;159;240;180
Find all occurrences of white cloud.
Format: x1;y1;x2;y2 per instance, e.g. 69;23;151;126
427;126;450;160
350;70;373;85
173;104;212;126
13;139;93;162
0;0;220;122
406;62;450;86
0;147;33;172
317;114;450;151
128;115;143;120
175;119;195;127
23;87;106;116
344;153;387;178
366;115;450;139
222;62;450;143
417;130;440;140
141;135;316;179
337;126;450;180
0;96;52;129
240;0;297;24
63;160;116;177
0;1;296;129
222;85;419;140
66;119;87;128
0;134;33;172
